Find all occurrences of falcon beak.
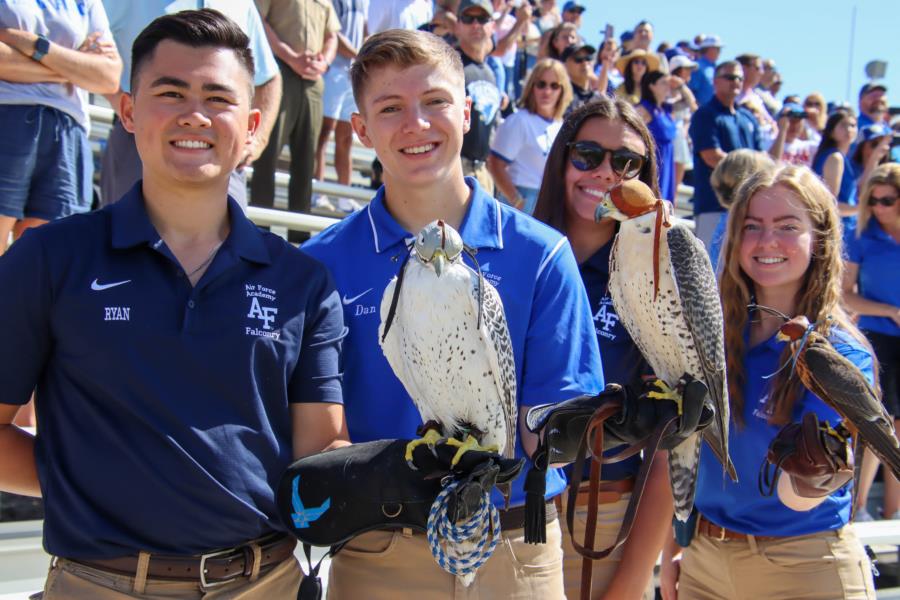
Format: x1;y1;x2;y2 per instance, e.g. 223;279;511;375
433;251;447;277
594;195;613;222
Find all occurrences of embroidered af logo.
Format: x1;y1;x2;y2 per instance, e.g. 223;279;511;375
245;284;281;339
593;297;620;340
248;296;278;329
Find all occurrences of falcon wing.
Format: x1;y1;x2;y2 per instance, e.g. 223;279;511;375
801;338;900;480
470;266;518;458
667;224;736;479
379;275;434;423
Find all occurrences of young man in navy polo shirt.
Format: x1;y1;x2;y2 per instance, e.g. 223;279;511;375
0;10;348;599
301;29;602;599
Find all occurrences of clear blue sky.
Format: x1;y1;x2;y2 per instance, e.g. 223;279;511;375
571;0;896;107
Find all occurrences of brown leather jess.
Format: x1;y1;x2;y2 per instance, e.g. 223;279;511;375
75;534;296;584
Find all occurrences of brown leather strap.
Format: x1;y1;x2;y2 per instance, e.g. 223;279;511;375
696;514;783;543
565;404;679;600
75;534;295;584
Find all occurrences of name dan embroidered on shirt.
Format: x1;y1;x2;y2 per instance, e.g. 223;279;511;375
104;306;131;321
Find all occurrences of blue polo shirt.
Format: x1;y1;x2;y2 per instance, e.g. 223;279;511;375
689;96;764;215
846;219;900;337
695;326;873;536
688;56;715;106
0;184;345;559
302;177;603;507
579;240;648;480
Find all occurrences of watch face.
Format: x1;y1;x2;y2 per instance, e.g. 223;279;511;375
36;36;51;54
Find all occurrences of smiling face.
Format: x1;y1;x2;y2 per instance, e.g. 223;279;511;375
122;40;259;189
714;63;744;106
738;184;815;300
351;63;470;191
564;117;647;224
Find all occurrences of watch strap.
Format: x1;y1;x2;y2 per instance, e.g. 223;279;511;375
32;34;50;62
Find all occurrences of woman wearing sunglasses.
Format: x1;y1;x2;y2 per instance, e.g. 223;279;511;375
488;58;572;214
844;164;900;523
533;97;671;600
660;164;877;600
614;49;659;106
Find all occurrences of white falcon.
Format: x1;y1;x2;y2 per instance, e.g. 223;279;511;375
595;179;736;521
379;220;518;465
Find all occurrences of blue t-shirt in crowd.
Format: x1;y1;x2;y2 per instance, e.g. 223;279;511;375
102;0;280;92
812;146;858;233
688;55;715;106
0;185;345;558
689;96;764;215
641;99;678;201
578;239;648;480
302;177;603;508
695;326;873;536
846;219;900;337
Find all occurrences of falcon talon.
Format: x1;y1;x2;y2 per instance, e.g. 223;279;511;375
647;379;684;416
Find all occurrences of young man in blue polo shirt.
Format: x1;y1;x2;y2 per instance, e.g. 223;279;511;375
0;10;348;599
301;28;602;599
689;60;765;249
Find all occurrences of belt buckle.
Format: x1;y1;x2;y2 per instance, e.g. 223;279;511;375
715;524;727;541
199;547;241;589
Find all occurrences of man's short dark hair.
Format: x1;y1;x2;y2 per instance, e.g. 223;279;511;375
735;53;760;68
131;9;255;92
714;61;740;77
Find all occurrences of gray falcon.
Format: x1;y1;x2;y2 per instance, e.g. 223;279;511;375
595;179;737;522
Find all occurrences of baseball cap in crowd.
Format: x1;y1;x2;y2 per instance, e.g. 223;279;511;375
668;54;697;72
858;123;892;143
561;43;597;62
620;30;634;44
562;1;586;13
457;0;492;16
697;34;723;50
859;82;887;97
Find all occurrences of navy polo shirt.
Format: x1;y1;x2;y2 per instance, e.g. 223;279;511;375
846;219;900;337
689;96;764;215
578;240;649;480
0;184;345;559
695;327;872;536
302;177;603;507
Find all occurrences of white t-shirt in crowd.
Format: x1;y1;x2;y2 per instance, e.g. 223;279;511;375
367;0;431;33
781;137;819;167
490;109;562;190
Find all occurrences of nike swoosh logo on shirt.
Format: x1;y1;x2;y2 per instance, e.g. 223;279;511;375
342;288;373;305
91;278;132;291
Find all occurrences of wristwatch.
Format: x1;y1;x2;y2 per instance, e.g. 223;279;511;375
32;34;50;62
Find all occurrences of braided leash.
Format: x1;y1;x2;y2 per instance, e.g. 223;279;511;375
426;479;501;578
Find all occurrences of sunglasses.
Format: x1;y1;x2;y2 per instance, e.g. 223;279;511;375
717;73;743;82
460;12;491;25
631;59;648;66
567;141;646;179
535;80;562;90
868;195;898;207
571;55;593;64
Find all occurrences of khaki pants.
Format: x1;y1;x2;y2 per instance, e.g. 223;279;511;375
461;158;494;197
38;556;300;599
327;521;564;599
560;494;655;600
679;525;876;600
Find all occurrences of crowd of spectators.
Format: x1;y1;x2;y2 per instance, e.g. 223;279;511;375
2;0;899;534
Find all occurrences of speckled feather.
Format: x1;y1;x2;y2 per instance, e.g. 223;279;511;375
378;246;517;458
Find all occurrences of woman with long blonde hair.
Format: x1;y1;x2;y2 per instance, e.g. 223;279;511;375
488;58;572;214
660;164;877;600
844;164;900;522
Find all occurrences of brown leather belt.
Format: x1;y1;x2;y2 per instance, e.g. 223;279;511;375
74;533;296;587
554;478;635;512
499;501;557;531
696;514;782;543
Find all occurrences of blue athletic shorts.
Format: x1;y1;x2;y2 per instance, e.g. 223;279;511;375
0;104;92;220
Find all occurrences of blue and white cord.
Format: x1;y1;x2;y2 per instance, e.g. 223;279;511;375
426;479;500;578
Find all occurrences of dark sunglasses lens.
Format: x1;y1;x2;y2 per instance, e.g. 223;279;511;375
462;13;490;24
569;143;605;171
536;81;561;90
575;56;592;63
869;195;898;207
610;151;644;178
